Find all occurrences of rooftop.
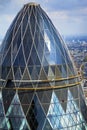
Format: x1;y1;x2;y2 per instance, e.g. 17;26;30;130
24;2;39;7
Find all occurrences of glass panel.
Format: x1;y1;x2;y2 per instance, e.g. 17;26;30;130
23;25;32;61
22;8;28;36
30;8;36;36
2;89;15;113
13;26;21;57
47;92;64;129
6;93;29;129
27;95;46;130
13;46;25;67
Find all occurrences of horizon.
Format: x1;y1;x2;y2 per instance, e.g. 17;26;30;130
0;34;87;45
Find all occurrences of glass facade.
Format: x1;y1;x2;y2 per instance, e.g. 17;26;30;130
0;2;87;130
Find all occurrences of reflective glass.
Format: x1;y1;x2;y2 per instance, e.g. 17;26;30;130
0;3;87;130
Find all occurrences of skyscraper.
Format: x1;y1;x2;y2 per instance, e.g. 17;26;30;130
0;2;87;130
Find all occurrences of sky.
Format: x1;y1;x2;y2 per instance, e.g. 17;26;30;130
0;0;87;42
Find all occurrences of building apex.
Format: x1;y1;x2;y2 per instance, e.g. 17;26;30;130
24;2;39;7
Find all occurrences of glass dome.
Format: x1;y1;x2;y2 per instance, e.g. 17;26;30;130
0;2;76;87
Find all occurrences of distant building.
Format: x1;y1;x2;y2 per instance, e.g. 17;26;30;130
0;2;87;130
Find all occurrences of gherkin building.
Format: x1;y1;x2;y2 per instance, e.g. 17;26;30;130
0;2;87;130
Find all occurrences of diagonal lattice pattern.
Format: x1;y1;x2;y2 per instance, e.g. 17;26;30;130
0;2;87;130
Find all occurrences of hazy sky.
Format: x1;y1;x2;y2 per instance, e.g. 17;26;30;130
0;0;87;40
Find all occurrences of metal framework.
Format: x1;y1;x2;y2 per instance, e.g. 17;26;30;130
0;3;87;130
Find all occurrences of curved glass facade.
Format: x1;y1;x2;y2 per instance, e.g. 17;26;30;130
0;2;87;130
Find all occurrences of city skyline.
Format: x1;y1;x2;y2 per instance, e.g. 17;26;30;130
0;0;87;42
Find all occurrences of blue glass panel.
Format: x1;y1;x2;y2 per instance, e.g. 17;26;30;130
2;47;11;67
66;90;87;128
12;27;21;61
13;46;25;67
47;92;64;129
22;8;28;36
2;89;15;113
0;92;9;129
6;94;29;129
23;25;32;61
30;8;36;36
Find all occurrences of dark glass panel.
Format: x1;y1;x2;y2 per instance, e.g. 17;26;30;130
22;105;30;115
36;6;44;34
18;90;34;105
14;67;21;80
26;95;45;130
23;25;33;61
43;66;48;75
22;8;28;36
5;79;15;88
30;8;36;36
22;68;30;80
26;100;38;130
1;67;7;79
28;45;39;66
12;67;17;75
35;39;44;63
12;26;21;61
20;67;25;75
2;89;15;113
39;68;48;80
6;67;13;80
8;118;24;130
36;66;41;75
30;46;38;65
28;56;34;66
28;66;33;75
37;90;52;104
35;55;41;66
30;66;39;80
0;100;4;117
2;47;11;67
13;46;25;67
